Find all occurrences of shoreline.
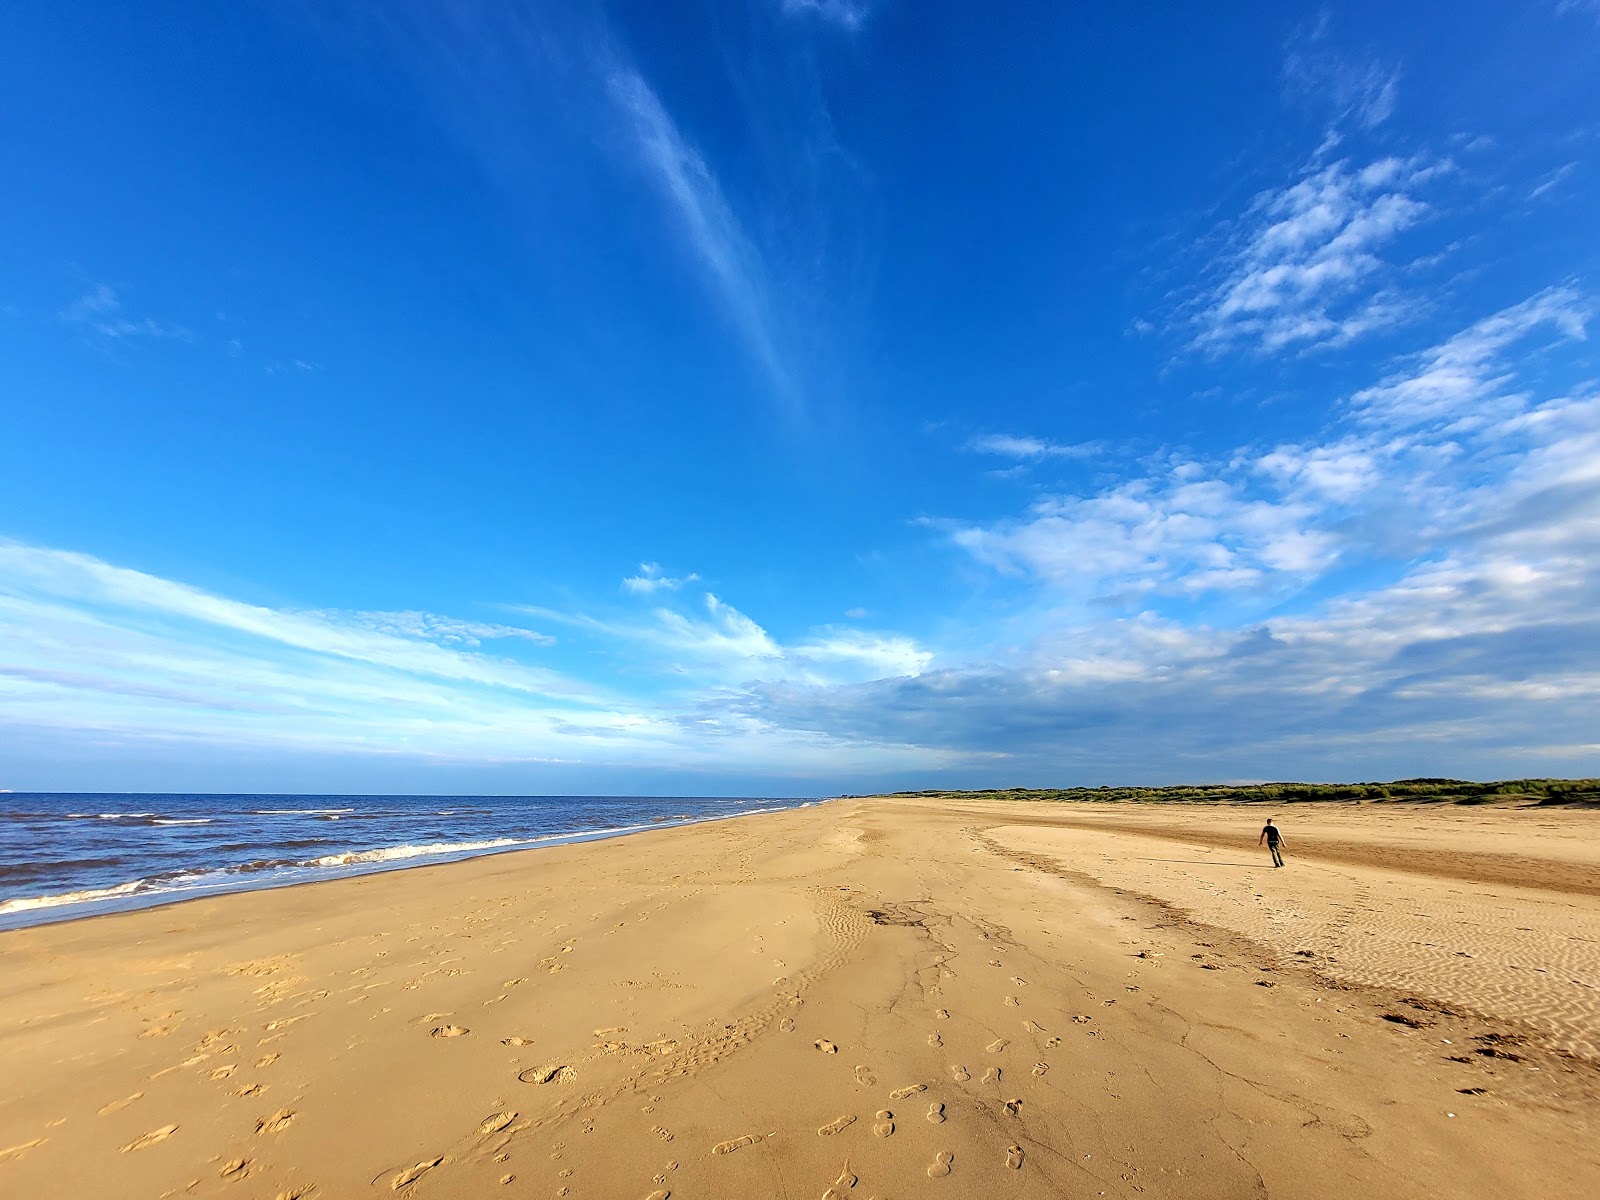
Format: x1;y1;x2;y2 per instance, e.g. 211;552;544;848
0;796;825;932
2;796;1594;1199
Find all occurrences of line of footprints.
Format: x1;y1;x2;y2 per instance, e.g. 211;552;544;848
705;963;1041;1197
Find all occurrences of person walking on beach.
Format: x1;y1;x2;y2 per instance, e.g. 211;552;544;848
1259;818;1285;867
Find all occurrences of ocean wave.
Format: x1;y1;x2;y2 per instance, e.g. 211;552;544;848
0;880;147;915
252;808;356;815
152;818;213;826
309;837;529;867
65;812;156;820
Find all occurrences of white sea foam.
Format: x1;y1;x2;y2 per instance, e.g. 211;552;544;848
0;880;146;915
64;812;156;819
309;837;529;867
153;818;212;826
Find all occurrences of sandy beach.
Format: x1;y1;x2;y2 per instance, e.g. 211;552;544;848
2;797;1597;1199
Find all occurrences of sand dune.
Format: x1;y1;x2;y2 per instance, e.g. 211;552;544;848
0;798;1595;1198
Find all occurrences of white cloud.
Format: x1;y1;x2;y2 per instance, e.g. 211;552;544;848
946;291;1597;617
780;0;872;31
1530;161;1578;201
349;610;555;647
60;284;190;341
794;629;933;678
1191;155;1446;355
967;434;1101;460
1349;286;1588;430
607;69;789;394
521;590;932;689
1282;19;1401;129
622;562;700;594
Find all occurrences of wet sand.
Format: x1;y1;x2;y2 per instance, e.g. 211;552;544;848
1;797;1596;1199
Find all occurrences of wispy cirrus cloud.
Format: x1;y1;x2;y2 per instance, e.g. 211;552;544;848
779;0;873;32
61;284;190;341
607;68;791;396
622;563;700;594
1282;15;1401;130
967;433;1101;461
1190;154;1449;356
521;589;931;689
348;610;555;647
0;542;936;778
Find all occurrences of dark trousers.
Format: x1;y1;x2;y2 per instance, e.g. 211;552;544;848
1268;842;1283;867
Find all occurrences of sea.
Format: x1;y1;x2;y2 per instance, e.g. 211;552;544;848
0;792;819;931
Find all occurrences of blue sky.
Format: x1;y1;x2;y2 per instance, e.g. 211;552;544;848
2;1;1599;794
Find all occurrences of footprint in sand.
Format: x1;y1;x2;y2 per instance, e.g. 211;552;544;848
927;1151;955;1178
430;1025;469;1038
97;1092;143;1116
1011;977;1028;987
1006;1144;1025;1170
927;1033;942;1047
119;1125;178;1153
478;1112;517;1135
986;1039;1009;1054
390;1157;443;1190
926;1103;946;1123
255;1109;296;1135
950;1065;970;1082
219;1157;251;1180
711;1134;764;1155
779;1017;796;1032
933;1009;950;1020
1004;996;1019;1007
256;1053;280;1068
814;1039;839;1054
853;1065;876;1086
821;1161;857;1200
645;1191;670;1200
983;1067;1002;1085
1004;1098;1023;1116
501;1036;534;1046
874;1110;894;1137
236;1084;264;1097
818;1115;856;1136
209;1065;236;1080
1031;1061;1049;1076
0;1140;46;1163
889;1084;926;1101
1045;1037;1061;1049
518;1064;573;1085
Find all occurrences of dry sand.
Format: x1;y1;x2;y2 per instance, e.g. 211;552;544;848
1;797;1596;1199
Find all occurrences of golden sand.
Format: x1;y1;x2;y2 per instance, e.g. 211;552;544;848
1;797;1596;1198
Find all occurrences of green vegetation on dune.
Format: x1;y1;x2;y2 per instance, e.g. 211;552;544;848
868;778;1600;806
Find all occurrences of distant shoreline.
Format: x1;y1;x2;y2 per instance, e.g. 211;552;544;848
853;775;1600;806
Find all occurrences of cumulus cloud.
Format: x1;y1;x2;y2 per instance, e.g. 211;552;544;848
948;291;1593;609
784;290;1600;779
